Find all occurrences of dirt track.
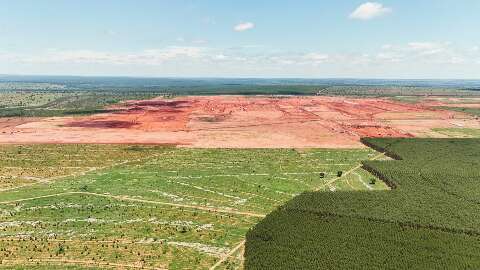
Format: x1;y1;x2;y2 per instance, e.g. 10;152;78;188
0;96;478;148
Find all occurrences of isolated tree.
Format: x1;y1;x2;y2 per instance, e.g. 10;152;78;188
55;245;65;256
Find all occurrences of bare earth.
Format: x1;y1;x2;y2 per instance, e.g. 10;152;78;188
0;96;478;148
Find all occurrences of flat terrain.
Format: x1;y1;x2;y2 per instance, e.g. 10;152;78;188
246;138;480;269
0;95;478;148
0;144;386;269
0;89;479;269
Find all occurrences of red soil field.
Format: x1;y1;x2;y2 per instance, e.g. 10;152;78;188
0;96;478;148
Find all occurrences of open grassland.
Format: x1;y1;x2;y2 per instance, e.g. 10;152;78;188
437;106;480;117
0;145;162;191
0;145;386;269
432;128;480;138
245;138;480;269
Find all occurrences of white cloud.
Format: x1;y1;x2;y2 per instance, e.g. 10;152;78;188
3;42;480;78
214;54;228;60
381;44;393;50
192;39;208;45
234;22;255;32
304;53;330;64
407;42;447;55
4;43;470;68
349;2;392;20
376;52;402;63
18;46;205;65
378;41;472;66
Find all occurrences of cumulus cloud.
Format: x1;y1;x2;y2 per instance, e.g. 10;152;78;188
377;42;471;65
234;22;255;32
19;47;205;65
304;53;330;64
349;2;392;20
407;42;447;55
214;54;228;60
5;42;472;68
3;41;480;78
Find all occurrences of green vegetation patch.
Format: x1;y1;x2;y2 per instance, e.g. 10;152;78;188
432;128;480;138
319;86;480;97
0;144;162;190
0;145;382;269
0;92;161;117
437;106;480;117
389;95;423;104
245;138;480;270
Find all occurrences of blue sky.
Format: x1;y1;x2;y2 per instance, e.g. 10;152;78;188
1;0;480;78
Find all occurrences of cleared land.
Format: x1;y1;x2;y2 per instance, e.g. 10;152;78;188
432;128;480;138
0;95;479;148
0;145;386;269
245;138;480;269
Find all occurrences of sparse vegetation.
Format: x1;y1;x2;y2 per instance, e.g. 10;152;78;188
437;106;480;117
432;128;480;138
0;92;162;117
0;145;384;269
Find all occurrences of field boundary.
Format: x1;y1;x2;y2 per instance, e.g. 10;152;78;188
314;152;385;191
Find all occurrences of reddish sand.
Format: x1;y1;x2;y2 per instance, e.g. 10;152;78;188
0;96;478;148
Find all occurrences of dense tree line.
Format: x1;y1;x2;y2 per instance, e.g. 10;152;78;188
246;138;480;269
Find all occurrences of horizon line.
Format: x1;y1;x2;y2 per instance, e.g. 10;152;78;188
1;74;480;81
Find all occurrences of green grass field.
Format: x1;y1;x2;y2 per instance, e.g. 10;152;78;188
0;145;162;191
432;128;480;138
245;138;480;269
0;145;385;269
437;106;480;117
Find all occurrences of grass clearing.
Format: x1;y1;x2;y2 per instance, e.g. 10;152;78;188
437;106;480;117
432;128;480;138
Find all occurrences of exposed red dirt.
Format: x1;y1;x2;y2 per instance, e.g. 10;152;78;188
0;96;478;148
64;120;139;129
